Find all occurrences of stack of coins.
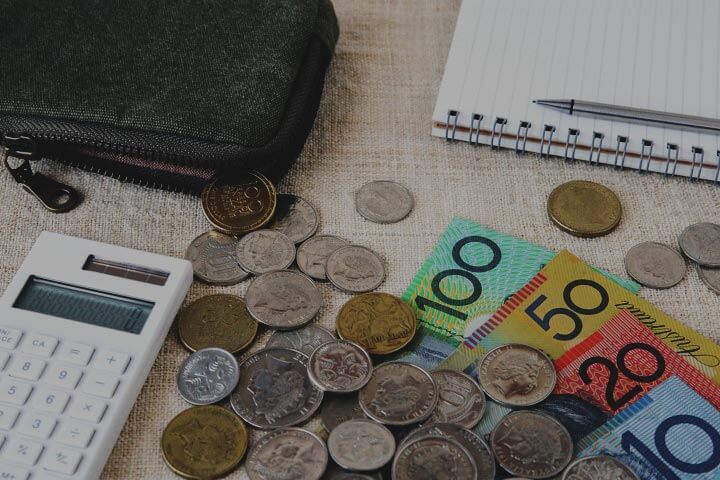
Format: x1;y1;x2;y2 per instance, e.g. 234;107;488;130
679;222;720;294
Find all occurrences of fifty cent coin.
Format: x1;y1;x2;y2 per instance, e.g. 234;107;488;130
297;235;350;281
355;180;414;224
393;436;477;480
679;222;720;267
177;294;257;353
236;229;296;275
328;419;395;471
562;455;639;480
246;270;322;329
266;323;335;356
271;193;319;243
308;340;373;393
185;230;249;285
246;428;328;480
624;241;686;289
176;348;239;405
326;245;385;293
547;180;622;237
428;369;485;428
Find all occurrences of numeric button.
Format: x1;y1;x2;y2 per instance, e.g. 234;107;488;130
56;342;94;366
17;412;57;440
21;333;58;358
44;364;82;390
7;355;46;381
0;326;22;350
0;380;33;405
91;349;130;374
31;387;70;414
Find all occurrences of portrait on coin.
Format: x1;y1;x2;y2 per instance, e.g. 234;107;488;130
494;420;566;467
252;436;324;480
490;349;543;397
247;355;308;423
330;254;377;281
251;284;310;316
407;446;463;479
369;373;423;415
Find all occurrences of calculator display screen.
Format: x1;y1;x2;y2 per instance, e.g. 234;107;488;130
13;276;154;334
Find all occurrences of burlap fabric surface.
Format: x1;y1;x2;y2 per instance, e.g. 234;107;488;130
1;1;718;478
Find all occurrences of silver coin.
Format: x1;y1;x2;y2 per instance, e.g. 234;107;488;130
271;194;320;244
428;370;486;429
184;230;249;285
236;229;296;275
297;235;350;281
323;463;383;480
477;344;556;407
562;455;639;480
393;435;477;480
355;180;414;224
679;222;720;267
698;264;720;294
359;362;438;426
267;323;335;356
246;427;328;480
326;245;385;293
328;419;395;472
309;340;373;393
230;348;323;429
246;270;323;329
624;241;686;289
490;411;573;479
176;347;239;405
320;393;367;432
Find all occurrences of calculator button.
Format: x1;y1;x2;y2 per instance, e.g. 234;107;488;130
16;412;57;440
56;421;95;449
91;349;130;374
0;351;9;371
0;326;22;350
80;373;119;399
31;387;70;414
56;343;94;366
68;395;107;424
20;333;58;358
0;380;33;405
44;364;83;390
3;437;43;466
0;464;29;480
7;355;46;381
0;405;20;430
42;445;82;475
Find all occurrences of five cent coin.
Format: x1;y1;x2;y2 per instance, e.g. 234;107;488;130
393;436;477;480
271;194;319;243
355;180;414;224
428;369;486;428
246;428;328;480
679;222;720;267
547;180;622;237
562;455;640;480
297;235;350;281
266;323;335;356
328;419;395;471
326;245;386;293
185;230;249;285
176;348;239;405
246;270;322;329
624;241;686;289
236;229;296;275
308;340;373;393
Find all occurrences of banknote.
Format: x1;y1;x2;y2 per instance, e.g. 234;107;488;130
577;376;720;479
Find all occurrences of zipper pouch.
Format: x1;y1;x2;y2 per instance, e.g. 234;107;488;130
0;0;339;212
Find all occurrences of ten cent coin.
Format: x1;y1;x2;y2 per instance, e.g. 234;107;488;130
427;369;486;428
245;270;323;329
326;245;386;293
328;419;395;471
624;241;686;289
271;194;319;244
308;340;373;393
393;436;477;480
236;229;296;275
562;455;639;480
266;323;335;356
297;235;350;281
679;222;720;267
355;180;414;224
547;180;622;237
246;428;328;480
176;348;239;405
185;230;249;285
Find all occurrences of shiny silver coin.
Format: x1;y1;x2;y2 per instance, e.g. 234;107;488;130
297;235;350;281
428;369;485;429
328;419;395;472
490;411;573;479
326;245;385;293
308;340;373;393
271;193;319;244
246;427;328;480
320;393;367;432
393;435;477;480
355;180;414;224
562;455;639;480
230;348;323;429
236;229;296;274
184;230;249;285
359;362;438;426
266;323;335;356
698;264;720;294
624;241;686;289
176;347;239;405
245;270;323;329
679;222;720;267
477;343;556;407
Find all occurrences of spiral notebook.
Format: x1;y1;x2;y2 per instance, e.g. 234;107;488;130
433;0;720;183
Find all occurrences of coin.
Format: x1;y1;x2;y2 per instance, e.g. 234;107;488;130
177;294;257;354
679;222;720;267
176;348;239;405
245;270;322;329
328;419;395;471
236;229;296;275
490;411;573;478
336;293;416;355
477;344;556;407
355;180;414;224
561;455;639;480
271;194;319;243
698;264;720;294
320;393;367;432
308;340;373;393
624;241;686;289
161;405;248;480
246;428;328;480
547;180;622;237
323;463;382;480
359;362;438;426
326;245;386;293
297;235;351;281
230;348;323;428
201;171;277;235
393;436;477;480
267;323;335;356
185;230;249;285
427;370;485;428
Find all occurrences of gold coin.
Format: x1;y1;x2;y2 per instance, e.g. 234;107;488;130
336;292;416;355
547;180;622;237
178;294;258;354
161;405;248;480
201;171;277;235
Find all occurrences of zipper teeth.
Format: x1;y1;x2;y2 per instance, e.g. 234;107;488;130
34;132;184;162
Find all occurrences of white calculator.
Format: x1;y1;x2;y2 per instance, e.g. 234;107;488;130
0;232;193;480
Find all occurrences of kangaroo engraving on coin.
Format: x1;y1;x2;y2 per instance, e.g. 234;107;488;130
328;419;395;471
624;241;686;289
297;235;350;281
392;436;477;480
428;369;485;428
326;245;386;293
562;455;640;480
679;222;720;267
308;340;373;393
320;393;367;432
185;230;249;285
355;180;414;224
266;323;335;356
176;348;240;405
236;229;296;275
271;194;319;244
246;428;328;480
245;270;322;329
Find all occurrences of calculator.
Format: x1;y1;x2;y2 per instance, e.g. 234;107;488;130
0;232;193;479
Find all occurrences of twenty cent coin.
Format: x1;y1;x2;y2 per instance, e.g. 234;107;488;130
297;235;350;281
562;455;639;480
624;241;686;289
320;393;367;432
355;180;414;224
428;369;485;428
176;348;239;405
326;245;385;293
547;180;622;237
266;323;335;356
185;230;249;285
177;294;257;353
271;194;319;243
679;222;720;267
328;419;395;471
698;264;720;294
308;340;373;393
393;436;477;480
236;229;296;275
246;270;322;329
246;428;328;480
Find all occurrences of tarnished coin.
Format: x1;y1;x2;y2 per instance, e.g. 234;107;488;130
201;171;276;235
698;264;720;294
547;180;622;237
428;370;485;428
562;455;639;480
246;428;328;480
309;340;373;393
267;323;335;356
320;393;367;432
271;194;319;244
624;241;686;289
477;344;556;407
176;348;239;405
161;405;248;480
490;411;573;479
336;293;416;355
679;222;720;267
230;348;323;429
355;180;414;224
323;464;382;479
328;419;395;471
236;229;296;275
326;245;385;293
185;230;249;285
297;235;350;281
359;362;438;426
246;270;322;329
177;294;257;354
393;436;477;480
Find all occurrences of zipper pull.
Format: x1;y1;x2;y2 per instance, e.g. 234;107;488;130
2;135;81;213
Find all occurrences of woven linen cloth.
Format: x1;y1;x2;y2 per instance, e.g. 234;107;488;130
0;0;718;478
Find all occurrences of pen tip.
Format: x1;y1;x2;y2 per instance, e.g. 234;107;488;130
531;100;537;104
